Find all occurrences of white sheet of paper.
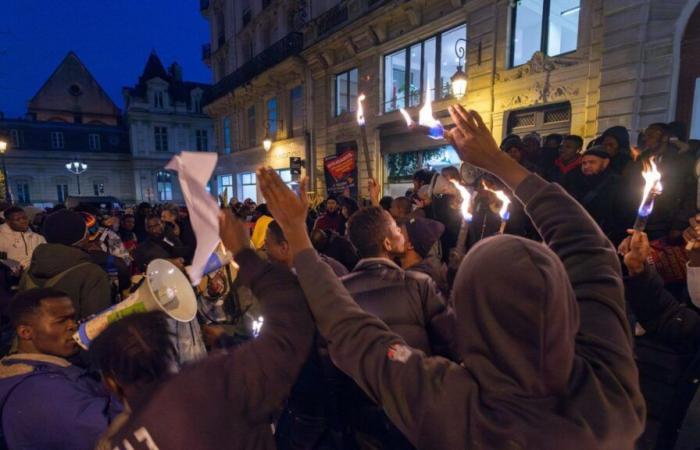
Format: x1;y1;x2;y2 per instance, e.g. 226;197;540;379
165;151;219;285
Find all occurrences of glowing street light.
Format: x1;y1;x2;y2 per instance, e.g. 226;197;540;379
65;159;88;195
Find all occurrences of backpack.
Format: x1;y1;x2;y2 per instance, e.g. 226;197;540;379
19;262;93;290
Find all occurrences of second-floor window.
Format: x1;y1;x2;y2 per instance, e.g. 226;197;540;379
153;91;164;108
193;95;202;113
56;184;68;203
196;129;209;151
223;117;232;153
335;68;358;116
290;86;304;137
154;126;169;152
267;98;278;139
10;130;22;147
383;24;466;113
247;106;256;148
510;0;580;67
88;134;101;151
51;132;64;149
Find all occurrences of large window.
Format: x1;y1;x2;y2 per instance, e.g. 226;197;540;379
335;68;358;116
238;172;257;203
153;91;164;108
223;118;231;153
88;134;101;151
217;174;234;200
383;24;466;112
290;86;304;137
16;183;30;204
56;184;68;203
51;132;64;149
196;129;209;151
247;106;256;147
267;98;278;138
154;126;169;152
93;183;105;196
156;171;173;201
510;0;580;67
10;130;22;147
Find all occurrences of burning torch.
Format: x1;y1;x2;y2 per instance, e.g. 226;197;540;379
448;180;473;270
482;181;511;234
633;158;663;232
357;94;374;180
399;85;445;140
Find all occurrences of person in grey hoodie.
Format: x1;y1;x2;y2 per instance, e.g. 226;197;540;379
257;104;645;449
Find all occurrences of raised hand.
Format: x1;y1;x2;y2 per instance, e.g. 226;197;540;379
618;229;650;276
219;208;251;255
257;167;313;254
368;178;380;207
446;105;529;190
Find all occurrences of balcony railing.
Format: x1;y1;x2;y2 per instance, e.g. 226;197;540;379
202;43;211;62
200;0;209;11
203;32;304;106
317;4;348;37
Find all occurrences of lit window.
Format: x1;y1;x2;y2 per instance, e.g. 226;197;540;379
156;171;173;201
217;174;234;200
238;172;257;203
511;0;580;67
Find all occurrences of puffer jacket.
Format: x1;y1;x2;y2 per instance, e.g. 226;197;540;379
0;224;45;269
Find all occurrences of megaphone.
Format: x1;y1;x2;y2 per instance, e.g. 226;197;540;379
73;259;198;349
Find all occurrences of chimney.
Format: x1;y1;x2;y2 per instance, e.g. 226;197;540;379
168;62;183;82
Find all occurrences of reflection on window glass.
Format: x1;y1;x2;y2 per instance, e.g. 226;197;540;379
384;49;406;111
512;0;544;67
548;0;580;56
267;98;278;137
423;38;436;100
408;44;422;107
439;25;466;98
337;71;348;115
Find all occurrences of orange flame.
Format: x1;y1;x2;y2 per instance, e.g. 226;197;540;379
451;180;473;222
399;108;414;127
482;181;511;220
638;157;663;216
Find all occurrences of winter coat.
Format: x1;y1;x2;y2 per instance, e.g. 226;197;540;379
0;224;45;269
292;174;645;449
407;256;449;297
328;258;456;449
133;234;189;272
0;353;120;450
103;249;314;450
563;168;634;245
19;244;111;319
314;211;346;235
601;126;633;175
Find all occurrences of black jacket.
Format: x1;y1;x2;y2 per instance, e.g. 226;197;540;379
563;168;634;245
133;234;189;272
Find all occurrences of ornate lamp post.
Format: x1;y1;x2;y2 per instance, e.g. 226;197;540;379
262;120;284;152
451;38;468;100
65;160;88;195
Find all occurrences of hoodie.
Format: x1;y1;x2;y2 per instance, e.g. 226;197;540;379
293;174;645;449
0;353;120;450
601;126;633;174
0;224;45;269
19;244;111;319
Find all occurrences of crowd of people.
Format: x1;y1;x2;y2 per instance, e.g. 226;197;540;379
0;105;699;449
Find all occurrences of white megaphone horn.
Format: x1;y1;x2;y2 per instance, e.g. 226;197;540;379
73;259;198;349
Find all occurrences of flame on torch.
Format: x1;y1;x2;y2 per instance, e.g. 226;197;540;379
418;86;444;140
451;180;473;222
399;108;414;127
638;157;663;217
357;94;366;127
482;181;512;221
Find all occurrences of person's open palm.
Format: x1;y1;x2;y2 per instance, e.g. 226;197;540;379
257;167;309;233
445;105;501;170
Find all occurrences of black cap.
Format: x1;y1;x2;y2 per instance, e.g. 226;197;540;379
583;145;611;160
404;217;445;258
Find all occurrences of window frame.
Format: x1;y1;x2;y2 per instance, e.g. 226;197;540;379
237;171;257;203
223;118;232;153
56;184;68;203
154;126;169;152
509;0;580;68
217;174;234;200
382;24;467;113
88;133;101;151
153;91;164;109
50;131;64;149
267;97;278;139
156;171;173;201
16;183;30;204
334;68;359;117
196;129;209;152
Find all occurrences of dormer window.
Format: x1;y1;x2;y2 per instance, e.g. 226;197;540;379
153;91;164;108
193;94;202;113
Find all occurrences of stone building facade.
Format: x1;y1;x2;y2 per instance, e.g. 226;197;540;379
202;0;700;199
0;51;214;206
123;52;214;204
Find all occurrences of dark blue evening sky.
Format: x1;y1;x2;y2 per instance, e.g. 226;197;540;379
0;0;211;118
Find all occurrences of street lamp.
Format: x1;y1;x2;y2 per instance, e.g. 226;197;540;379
0;139;8;202
65;159;88;195
451;38;468;100
262;120;283;152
